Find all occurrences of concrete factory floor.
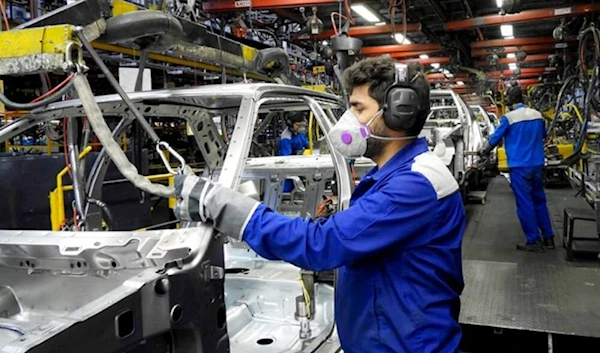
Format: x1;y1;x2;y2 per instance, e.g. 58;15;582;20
459;176;600;353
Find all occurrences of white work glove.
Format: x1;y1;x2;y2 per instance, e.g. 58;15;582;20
173;174;260;240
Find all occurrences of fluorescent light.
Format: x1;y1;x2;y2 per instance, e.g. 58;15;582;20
420;54;429;59
509;63;518;70
500;25;513;37
457;81;465;86
351;4;380;23
496;0;503;7
507;53;516;58
393;33;411;44
375;22;387;26
431;63;440;69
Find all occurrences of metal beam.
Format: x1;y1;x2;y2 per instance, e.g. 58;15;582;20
472;37;557;49
427;73;469;80
397;57;451;65
471;43;571;57
484;67;556;77
203;0;340;12
292;23;422;42
362;43;442;55
475;54;551;67
91;42;272;81
446;3;600;31
486;67;555;75
365;49;442;58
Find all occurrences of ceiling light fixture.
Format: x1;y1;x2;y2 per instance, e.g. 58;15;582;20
420;54;429;59
500;25;513;37
350;4;380;23
431;63;440;69
393;33;411;44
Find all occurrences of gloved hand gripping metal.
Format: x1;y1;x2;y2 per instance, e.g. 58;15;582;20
174;174;261;239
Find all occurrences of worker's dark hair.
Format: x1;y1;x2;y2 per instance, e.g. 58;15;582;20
505;84;524;106
343;56;430;136
286;111;306;127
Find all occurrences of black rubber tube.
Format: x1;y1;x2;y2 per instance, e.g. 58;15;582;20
75;28;161;144
0;79;74;110
88;198;115;230
100;11;184;52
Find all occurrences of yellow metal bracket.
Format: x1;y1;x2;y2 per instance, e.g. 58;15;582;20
0;24;80;75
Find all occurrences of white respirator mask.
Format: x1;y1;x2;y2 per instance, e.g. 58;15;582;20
328;109;415;158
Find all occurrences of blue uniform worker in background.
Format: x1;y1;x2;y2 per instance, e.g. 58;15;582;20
278;112;310;192
479;84;555;252
174;57;466;352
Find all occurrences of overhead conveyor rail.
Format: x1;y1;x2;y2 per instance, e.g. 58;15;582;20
0;0;299;84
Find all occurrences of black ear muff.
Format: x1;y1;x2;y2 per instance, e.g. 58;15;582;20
382;64;422;132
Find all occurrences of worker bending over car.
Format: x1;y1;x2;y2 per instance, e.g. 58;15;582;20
174;57;466;353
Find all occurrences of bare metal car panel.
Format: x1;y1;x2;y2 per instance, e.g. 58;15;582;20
0;84;351;353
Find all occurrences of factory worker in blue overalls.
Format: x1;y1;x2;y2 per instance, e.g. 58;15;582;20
173;57;466;353
479;84;555;252
278;112;310;192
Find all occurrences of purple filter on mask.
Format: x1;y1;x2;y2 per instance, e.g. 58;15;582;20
340;132;353;145
360;125;371;138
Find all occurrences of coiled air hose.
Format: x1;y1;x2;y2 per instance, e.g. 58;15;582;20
72;73;176;198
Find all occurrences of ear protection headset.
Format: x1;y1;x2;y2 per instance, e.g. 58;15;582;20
381;64;424;132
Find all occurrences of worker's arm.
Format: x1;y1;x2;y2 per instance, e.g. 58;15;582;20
242;173;437;271
301;133;310;149
278;138;292;156
479;116;509;156
488;116;509;147
174;173;439;271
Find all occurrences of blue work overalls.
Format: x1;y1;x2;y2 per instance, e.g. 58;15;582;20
243;138;466;352
488;104;554;243
278;127;310;192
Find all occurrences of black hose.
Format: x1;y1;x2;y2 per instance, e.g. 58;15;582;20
546;75;580;139
0;79;74;110
74;28;161;144
87;198;115;230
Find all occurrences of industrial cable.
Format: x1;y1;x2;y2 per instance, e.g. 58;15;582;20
87;198;115;230
545;25;600;166
0;77;75;110
74;28;161;144
67;117;86;221
72;73;176;198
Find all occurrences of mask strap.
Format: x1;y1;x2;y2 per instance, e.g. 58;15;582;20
360;109;417;141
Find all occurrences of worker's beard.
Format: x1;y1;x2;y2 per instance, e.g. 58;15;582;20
364;138;388;160
363;120;391;160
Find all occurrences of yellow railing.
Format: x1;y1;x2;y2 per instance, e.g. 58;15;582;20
49;156;175;230
49;146;93;230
